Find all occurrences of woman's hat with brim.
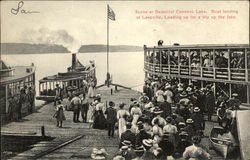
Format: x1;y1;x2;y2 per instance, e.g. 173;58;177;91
142;139;153;147
186;118;194;124
193;107;200;112
145;102;153;109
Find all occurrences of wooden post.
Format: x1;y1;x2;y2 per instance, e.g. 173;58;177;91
245;48;248;82
168;49;170;75
153;48;155;74
178;49;180;76
229;83;232;98
188;49;191;76
247;85;250;104
160;49;162;73
213;49;216;79
228;49;231;81
200;49;203;78
41;126;45;137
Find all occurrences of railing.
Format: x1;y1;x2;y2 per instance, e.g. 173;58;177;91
144;61;249;82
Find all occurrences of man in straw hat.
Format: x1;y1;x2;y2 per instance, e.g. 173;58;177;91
71;93;81;123
141;139;155;160
151;108;166;127
183;119;196;141
191;107;205;136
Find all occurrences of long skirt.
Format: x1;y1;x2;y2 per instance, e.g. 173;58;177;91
87;86;95;98
93;111;106;129
118;118;126;138
132;114;140;126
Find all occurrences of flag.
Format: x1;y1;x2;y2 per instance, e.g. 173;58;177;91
108;5;115;21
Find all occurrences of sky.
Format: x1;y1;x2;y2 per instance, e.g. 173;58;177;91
1;1;249;48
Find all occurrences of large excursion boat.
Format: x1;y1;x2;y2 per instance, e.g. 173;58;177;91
143;43;250;105
0;60;36;121
36;53;96;102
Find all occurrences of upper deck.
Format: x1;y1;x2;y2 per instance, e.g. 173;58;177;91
144;44;250;85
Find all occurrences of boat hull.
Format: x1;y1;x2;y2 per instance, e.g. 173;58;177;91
209;127;236;159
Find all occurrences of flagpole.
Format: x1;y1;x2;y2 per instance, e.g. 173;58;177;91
107;5;109;76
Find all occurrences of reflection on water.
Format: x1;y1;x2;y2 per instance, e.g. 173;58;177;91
2;52;144;98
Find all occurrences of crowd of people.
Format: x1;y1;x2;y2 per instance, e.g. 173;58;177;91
52;74;241;160
146;40;247;70
8;85;35;121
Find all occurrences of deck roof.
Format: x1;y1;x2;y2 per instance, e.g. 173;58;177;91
0;66;35;85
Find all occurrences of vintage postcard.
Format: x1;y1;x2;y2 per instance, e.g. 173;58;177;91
1;1;249;160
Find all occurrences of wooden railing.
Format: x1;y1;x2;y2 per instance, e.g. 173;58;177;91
144;62;249;82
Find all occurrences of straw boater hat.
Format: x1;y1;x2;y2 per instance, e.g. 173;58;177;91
142;139;153;147
193;107;200;113
145;102;154;109
186;119;194;124
154;108;163;114
178;122;186;128
137;121;143;126
165;83;171;89
232;93;238;97
186;87;192;92
134;145;145;153
112;155;125;160
122;140;132;146
120;145;129;151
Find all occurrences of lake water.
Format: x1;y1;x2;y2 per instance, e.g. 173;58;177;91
1;52;145;95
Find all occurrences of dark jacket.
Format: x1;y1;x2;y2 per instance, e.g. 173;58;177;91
120;130;136;148
159;101;172;118
136;129;151;146
191;113;204;131
205;91;215;114
105;107;117;124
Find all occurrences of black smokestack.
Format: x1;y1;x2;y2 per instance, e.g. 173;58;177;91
72;53;76;71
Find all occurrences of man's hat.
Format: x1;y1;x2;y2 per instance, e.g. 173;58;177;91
122;140;132;146
232;93;238;97
137;121;143;126
193;107;200;112
120;146;129;150
134;145;145;153
178;122;186;127
186;118;194;124
142;139;153;147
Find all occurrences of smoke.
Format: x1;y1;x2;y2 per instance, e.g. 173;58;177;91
22;28;82;53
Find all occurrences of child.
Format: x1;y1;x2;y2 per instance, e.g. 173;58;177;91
53;101;66;128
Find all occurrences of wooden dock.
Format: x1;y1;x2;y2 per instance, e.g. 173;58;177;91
1;87;239;160
1;87;141;160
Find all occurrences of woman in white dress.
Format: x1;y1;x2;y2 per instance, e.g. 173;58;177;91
117;103;130;138
87;79;95;98
130;103;142;126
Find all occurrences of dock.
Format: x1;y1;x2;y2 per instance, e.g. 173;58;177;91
1;87;240;160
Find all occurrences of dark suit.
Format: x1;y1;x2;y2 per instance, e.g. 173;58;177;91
120;130;136;148
136;129;151;146
105;107;117;137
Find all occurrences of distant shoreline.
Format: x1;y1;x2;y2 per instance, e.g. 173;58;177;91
1;43;143;54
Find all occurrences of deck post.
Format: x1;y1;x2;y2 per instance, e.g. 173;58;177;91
228;49;231;81
229;83;232;98
188;49;191;76
247;85;250;104
213;49;216;80
178;49;180;76
160;49;162;73
200;49;203;78
153;48;155;74
213;82;216;97
245;48;248;82
168;49;170;75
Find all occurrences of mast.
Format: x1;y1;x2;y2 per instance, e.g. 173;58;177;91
107;4;109;76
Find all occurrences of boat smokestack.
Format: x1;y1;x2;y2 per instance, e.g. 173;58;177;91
72;53;76;70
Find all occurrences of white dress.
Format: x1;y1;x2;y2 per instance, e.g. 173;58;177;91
87;82;95;98
130;107;142;126
117;109;130;138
